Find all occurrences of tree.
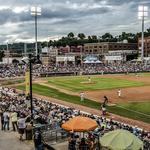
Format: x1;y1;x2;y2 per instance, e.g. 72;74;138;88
117;32;137;43
41;41;48;48
67;32;75;38
91;35;97;40
87;36;93;43
48;40;54;47
78;33;86;39
102;33;113;42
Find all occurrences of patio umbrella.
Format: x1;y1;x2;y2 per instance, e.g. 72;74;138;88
100;129;143;150
61;116;98;132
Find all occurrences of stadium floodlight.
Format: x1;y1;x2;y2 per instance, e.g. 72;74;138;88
30;6;41;57
138;5;148;60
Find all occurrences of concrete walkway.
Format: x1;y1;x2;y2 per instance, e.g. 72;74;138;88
52;141;68;150
0;130;34;150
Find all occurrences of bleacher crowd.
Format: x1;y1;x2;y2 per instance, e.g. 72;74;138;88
0;62;150;78
0;87;150;149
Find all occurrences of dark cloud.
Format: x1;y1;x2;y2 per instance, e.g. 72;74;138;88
94;0;150;6
0;4;111;25
0;0;149;43
0;9;31;25
42;6;111;19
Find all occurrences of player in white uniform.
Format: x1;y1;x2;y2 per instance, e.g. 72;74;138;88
80;92;84;102
118;89;121;97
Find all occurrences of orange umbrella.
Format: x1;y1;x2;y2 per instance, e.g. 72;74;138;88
61;116;98;132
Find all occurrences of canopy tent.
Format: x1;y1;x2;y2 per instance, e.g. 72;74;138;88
95;60;102;63
83;60;102;63
83;60;91;64
131;57;142;62
61;116;98;132
83;55;102;64
83;55;98;61
100;129;143;150
83;56;102;64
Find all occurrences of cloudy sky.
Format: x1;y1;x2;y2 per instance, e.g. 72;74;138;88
0;0;150;44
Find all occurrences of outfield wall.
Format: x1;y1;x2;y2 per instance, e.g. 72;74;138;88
39;71;150;77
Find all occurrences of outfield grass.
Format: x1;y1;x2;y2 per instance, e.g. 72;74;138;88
17;84;150;123
17;84;101;110
108;103;150;124
47;76;145;92
117;102;150;115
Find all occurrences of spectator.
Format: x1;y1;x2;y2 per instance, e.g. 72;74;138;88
34;128;44;150
3;110;10;131
79;138;88;150
18;115;26;141
0;87;149;149
10;111;18;131
68;133;76;150
0;109;4;130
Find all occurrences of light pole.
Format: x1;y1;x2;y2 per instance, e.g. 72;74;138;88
29;54;33;120
24;43;27;56
22;54;41;122
22;54;33;120
31;6;41;57
7;43;9;64
81;45;83;67
138;5;148;60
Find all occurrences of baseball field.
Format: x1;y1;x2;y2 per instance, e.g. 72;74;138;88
16;73;150;125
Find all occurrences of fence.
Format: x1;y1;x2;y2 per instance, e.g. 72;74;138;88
33;124;68;144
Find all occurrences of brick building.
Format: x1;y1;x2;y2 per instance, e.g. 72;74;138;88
84;42;138;55
138;36;150;57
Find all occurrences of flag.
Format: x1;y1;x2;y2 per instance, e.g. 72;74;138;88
25;71;30;96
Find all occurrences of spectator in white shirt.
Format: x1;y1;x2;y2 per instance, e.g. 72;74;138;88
10;111;18;131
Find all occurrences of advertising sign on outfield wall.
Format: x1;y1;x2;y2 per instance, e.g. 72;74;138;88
56;56;75;62
105;56;123;61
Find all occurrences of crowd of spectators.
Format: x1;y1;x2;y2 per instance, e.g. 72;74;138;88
0;64;26;78
0;62;150;78
0;87;150;149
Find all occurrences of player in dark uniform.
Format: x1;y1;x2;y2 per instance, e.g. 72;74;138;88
103;96;108;107
101;96;108;115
